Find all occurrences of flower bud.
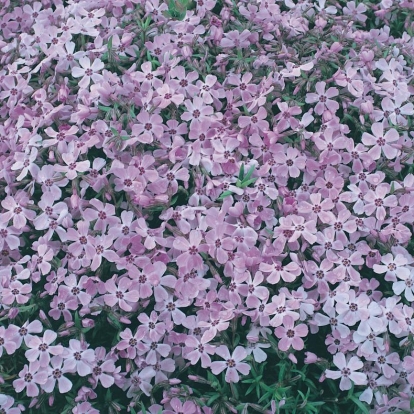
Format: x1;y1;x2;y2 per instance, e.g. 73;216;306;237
120;316;131;324
58;82;70;102
82;318;95;328
304;352;320;364
288;353;298;364
8;307;19;319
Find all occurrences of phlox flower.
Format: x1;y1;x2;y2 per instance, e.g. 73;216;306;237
185;335;216;368
1;280;32;305
125;368;154;398
13;361;48;397
72;402;99;414
71;57;104;89
7;320;43;348
361;122;399;160
343;1;367;22
63;339;95;377
275;316;308;351
210;345;250;383
104;277;140;312
1;195;36;229
165;398;197;414
325;353;367;390
0;394;22;414
336;291;370;326
220;29;251;48
305;81;339;115
373;253;410;282
173;230;208;272
42;356;72;394
366;350;400;379
0;326;18;357
25;330;63;367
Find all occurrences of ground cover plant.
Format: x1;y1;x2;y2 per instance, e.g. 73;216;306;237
1;0;414;412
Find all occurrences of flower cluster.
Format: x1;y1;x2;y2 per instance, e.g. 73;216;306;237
1;0;414;412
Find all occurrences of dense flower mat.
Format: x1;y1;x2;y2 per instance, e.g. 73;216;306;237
1;0;414;412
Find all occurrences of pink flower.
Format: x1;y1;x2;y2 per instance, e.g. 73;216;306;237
54;148;90;180
42;356;72;394
132;111;164;144
343;1;367;22
336;291;370;326
305;81;339;115
373;253;410;282
32;244;54;275
25;330;63;367
238;106;269;133
210;345;250;383
220;29;251;48
87;234;119;271
48;290;78;322
154;83;184;108
325;353;367;390
117;328;146;359
66;220;94;258
2;280;31;305
361;122;399;160
173;230;208;272
274;316;308;351
72;57;104;89
363;183;397;221
185;336;215;368
365;351;400;378
245;341;271;363
1;195;36;229
165;398;197;414
0;221;20;251
0;394;22;414
381;97;414;126
137;311;166;342
63;339;95;376
90;349;117;388
104;277;140;312
334;64;363;97
72;402;99;414
8;320;43;348
205;226;234;264
125;368;154;397
273;146;306;178
181;97;214;129
315;167;344;199
0;326;18;357
13;361;48;397
260;259;301;284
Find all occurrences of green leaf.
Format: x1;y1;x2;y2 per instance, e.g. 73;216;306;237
244;164;256;181
349;396;370;414
98;105;112;112
108;36;113;50
241;177;258;188
239;163;245;180
207;393;221;406
217;190;234;200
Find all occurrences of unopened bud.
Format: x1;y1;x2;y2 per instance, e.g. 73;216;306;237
288;353;298;364
8;308;19;319
304;352;320;364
